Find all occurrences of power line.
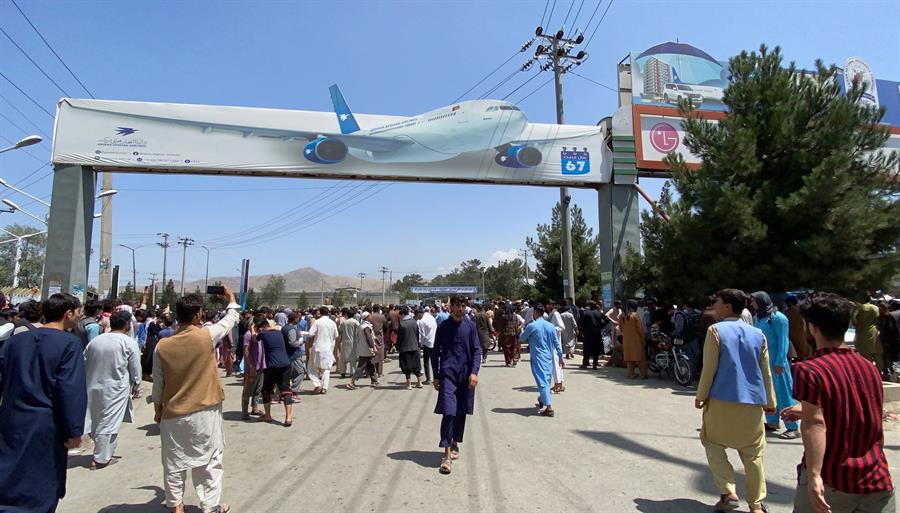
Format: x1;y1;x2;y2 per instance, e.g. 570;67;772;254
561;0;576;28
0;25;71;96
452;49;522;104
567;70;617;92
10;0;95;98
0;71;54;118
0;91;50;137
570;0;586;29
546;0;558;27
0;111;48;144
539;0;550;27
513;75;555;104
580;0;604;36
502;69;545;100
584;0;615;49
479;67;522;99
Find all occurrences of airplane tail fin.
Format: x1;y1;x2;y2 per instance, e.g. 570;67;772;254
329;84;361;134
672;69;682;84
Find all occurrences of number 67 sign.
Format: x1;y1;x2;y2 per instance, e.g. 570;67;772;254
561;147;591;175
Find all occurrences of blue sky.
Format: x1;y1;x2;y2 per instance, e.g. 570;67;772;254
1;0;898;288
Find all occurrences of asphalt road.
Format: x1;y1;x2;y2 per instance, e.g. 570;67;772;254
59;352;900;513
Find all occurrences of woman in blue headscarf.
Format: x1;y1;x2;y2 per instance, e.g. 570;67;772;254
750;291;798;439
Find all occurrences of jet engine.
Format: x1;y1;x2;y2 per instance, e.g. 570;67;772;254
494;144;542;168
303;137;348;164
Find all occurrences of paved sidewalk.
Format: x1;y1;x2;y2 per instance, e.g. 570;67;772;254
59;353;900;513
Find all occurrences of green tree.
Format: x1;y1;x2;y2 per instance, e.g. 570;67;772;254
636;45;900;304
260;275;286;306
160;279;177;309
297;290;309;310
245;288;259;311
484;258;527;299
527;203;602;304
119;282;137;303
393;273;425;301
430;259;483;290
0;224;46;288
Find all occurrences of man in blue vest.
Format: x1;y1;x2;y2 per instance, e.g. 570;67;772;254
695;288;776;513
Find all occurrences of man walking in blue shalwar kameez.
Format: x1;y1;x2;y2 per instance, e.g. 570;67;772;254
0;293;87;513
432;296;481;475
520;303;564;417
751;291;799;439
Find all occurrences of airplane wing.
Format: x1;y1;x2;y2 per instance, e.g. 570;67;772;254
165;119;413;153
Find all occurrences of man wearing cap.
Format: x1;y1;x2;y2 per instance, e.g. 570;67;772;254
520;304;563;417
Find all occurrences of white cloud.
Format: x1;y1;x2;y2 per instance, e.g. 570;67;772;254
487;248;519;266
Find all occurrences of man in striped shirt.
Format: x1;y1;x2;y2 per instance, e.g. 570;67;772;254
783;292;894;513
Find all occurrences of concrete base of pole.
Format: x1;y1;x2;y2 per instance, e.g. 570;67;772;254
42;165;96;301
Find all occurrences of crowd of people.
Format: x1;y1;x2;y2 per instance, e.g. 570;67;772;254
0;285;897;513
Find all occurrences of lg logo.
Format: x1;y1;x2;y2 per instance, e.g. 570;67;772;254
649;122;679;153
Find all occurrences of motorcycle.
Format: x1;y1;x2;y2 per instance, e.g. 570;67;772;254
647;331;694;387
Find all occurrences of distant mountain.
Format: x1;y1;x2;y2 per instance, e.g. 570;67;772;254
181;266;383;293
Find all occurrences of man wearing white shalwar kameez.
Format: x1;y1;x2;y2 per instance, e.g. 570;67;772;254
84;311;141;469
153;287;240;513
308;306;338;394
549;304;566;391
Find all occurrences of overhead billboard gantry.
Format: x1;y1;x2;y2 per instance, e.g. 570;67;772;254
46;86;612;299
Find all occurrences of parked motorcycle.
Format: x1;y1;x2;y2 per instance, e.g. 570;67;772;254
647;331;694;387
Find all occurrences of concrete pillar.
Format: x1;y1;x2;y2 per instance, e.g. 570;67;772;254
598;180;640;303
41;164;95;301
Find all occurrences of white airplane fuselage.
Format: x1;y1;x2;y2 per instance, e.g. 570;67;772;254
349;99;528;163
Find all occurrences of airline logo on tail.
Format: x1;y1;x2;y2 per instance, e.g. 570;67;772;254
329;84;361;134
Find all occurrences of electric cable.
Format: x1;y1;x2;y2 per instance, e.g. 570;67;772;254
452;48;522;104
0;71;54;118
10;0;95;98
0;91;51;137
501;69;545;101
0;25;71;96
584;0;614;49
568;70;617;92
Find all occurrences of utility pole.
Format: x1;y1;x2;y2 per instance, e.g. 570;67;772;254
177;237;194;297
149;272;158;306
321;279;325;305
157;233;170;291
201;246;211;296
379;266;389;305
534;25;586;301
519;248;531;283
357;272;366;300
119;244;137;291
98;173;114;295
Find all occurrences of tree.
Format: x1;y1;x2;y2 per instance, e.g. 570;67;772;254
0;224;46;288
393;273;425;301
527;203;602;304
484;258;527;299
297;290;309;310
245;288;259;311
260;275;286;306
431;259;484;290
160;279;177;309
635;45;900;304
119;282;137;304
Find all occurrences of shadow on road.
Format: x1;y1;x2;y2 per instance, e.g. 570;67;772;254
575;430;795;505
96;486;190;512
634;498;710;513
222;411;247;421
137;423;159;437
590;365;698;395
66;454;92;469
511;385;538;393
491;407;536;417
386;450;438;468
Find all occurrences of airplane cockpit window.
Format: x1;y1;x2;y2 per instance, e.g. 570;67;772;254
499;105;521;111
485;106;499;112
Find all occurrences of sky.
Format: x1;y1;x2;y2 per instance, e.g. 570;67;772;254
0;0;898;290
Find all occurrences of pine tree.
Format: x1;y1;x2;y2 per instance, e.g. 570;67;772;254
527;203;602;303
260;275;286;307
160;279;177;309
636;45;899;303
297;290;309;310
245;288;259;311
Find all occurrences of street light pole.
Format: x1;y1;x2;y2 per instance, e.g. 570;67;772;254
157;233;170;291
1;199;46;225
0;135;42;155
0;229;46;288
119;244;137;290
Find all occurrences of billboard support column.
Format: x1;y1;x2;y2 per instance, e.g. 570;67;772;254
42;164;96;301
597;180;640;302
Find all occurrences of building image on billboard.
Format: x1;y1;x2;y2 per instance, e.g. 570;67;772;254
631;42;730;112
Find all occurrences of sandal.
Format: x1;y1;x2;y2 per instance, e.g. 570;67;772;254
346;383;357;390
212;505;230;513
284;418;293;428
450;446;460;460
439;457;452;474
539;408;555;417
258;415;273;423
778;430;801;440
90;458;119;470
713;495;740;512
